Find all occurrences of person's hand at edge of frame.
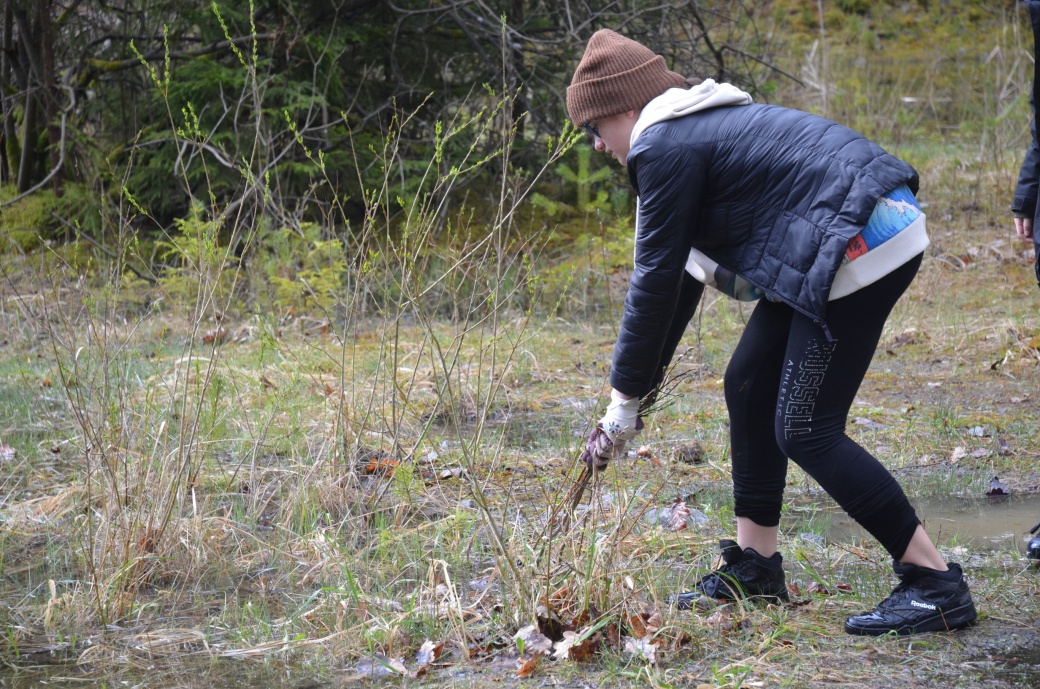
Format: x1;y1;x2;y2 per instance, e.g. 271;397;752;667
1015;215;1034;242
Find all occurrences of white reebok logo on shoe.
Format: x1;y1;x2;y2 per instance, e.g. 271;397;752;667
910;600;936;610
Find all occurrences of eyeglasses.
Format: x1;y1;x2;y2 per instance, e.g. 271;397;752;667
582;122;600;139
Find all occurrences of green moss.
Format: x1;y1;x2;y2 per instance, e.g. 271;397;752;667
0;184;56;252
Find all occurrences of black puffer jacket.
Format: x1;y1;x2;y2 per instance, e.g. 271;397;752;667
611;103;919;398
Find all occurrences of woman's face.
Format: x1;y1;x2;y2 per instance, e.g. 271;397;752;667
588;110;638;165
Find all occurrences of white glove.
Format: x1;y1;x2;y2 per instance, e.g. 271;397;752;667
598;390;641;443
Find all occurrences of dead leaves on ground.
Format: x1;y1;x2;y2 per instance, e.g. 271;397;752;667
783;578;854;610
351;446;469;482
509;606;672;676
202;327;230;345
414;640;445;673
513;624;554;657
666;495;693;532
505;608;681;678
645;495;704;532
990;328;1040;371
345;621;621;682
950;423;1014;464
885;328;927;354
514;622;600;664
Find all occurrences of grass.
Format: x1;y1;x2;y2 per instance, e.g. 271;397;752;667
2;234;1039;686
3;5;1040;688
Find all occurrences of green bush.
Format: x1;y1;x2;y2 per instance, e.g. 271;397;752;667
253;221;347;315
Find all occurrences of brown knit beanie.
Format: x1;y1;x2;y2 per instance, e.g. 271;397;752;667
566;30;687;127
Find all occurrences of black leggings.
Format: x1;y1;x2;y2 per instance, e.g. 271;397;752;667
725;254;923;560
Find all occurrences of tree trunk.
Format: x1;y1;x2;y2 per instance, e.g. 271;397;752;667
37;0;61;195
509;0;527;143
1;0;20;184
16;86;36;192
10;0;52;194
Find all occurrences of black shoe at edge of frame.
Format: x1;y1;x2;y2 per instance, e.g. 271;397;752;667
1027;520;1040;560
669;539;789;611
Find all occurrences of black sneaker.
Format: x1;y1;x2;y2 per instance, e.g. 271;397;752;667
844;562;977;636
1028;520;1040;560
669;539;789;610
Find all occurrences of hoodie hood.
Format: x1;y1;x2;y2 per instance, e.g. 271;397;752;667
630;79;753;144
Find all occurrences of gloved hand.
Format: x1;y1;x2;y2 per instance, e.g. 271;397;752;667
581;391;643;472
599;391;642;443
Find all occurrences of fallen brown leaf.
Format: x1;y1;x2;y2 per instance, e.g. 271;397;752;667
549;627;602;662
807;581;830;595
516;655;538;677
416;639;444;666
705;608;737;632
362;456;399;476
623;636;658;664
667;496;692;532
202;328;230;345
627;610;663;638
513;624;553;657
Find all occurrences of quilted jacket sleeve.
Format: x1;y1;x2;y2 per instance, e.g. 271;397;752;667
647;271;704;397
609;134;706;398
1015;125;1040;220
1015;1;1040;219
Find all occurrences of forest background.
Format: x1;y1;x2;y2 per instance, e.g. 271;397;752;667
1;1;1040;688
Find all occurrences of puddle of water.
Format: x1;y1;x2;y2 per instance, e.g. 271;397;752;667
800;492;1040;553
974;637;1040;688
989;665;1040;688
428;410;578;450
0;657;321;688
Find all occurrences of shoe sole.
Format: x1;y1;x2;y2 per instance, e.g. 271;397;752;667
844;602;978;636
669;590;789;611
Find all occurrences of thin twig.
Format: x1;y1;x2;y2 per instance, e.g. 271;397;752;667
565;465;592;513
48;212;157;284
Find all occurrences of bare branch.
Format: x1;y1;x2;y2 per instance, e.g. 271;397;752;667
84;32;281;75
48;211;158;284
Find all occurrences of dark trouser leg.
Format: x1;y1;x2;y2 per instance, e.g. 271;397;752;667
1034;240;1040;289
775;255;923;559
726;255;924;559
726;301;792;527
